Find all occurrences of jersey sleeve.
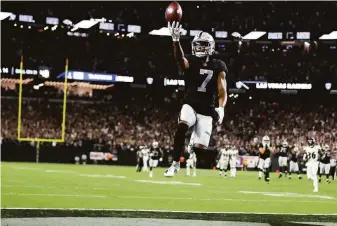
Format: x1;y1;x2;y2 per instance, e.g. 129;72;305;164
218;60;228;75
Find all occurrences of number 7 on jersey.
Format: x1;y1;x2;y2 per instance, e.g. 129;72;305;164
198;69;214;92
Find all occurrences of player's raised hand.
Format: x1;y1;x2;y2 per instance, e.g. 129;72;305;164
168;21;182;42
215;106;225;124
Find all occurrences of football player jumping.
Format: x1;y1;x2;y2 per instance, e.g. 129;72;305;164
164;21;228;177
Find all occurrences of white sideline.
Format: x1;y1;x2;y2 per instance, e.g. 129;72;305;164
117;195;337;204
2;207;337;216
3;193;106;198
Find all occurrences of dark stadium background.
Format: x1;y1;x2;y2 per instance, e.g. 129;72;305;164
1;1;337;169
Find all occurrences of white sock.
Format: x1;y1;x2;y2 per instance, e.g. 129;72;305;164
258;171;262;178
313;176;318;190
186;166;190;175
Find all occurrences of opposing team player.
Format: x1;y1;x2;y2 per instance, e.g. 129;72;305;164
149;141;163;177
288;146;302;179
217;144;230;177
186;136;197;177
258;136;273;183
278;141;290;178
164;21;228;177
330;153;336;180
229;145;238;177
303;138;321;192
318;144;331;184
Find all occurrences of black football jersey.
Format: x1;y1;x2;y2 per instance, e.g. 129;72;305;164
321;151;331;164
279;146;289;157
290;152;298;162
184;56;228;116
150;148;161;160
258;143;271;159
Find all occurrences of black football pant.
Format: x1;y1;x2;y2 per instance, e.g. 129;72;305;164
330;166;336;180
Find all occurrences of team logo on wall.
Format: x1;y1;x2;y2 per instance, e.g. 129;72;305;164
146;77;154;85
236;81;243;89
325;83;332;90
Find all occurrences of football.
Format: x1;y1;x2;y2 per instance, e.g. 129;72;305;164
165;2;183;23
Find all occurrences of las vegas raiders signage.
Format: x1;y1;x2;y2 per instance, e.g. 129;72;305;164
256;82;312;90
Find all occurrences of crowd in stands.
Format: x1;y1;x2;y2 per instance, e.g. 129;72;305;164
2;88;337;156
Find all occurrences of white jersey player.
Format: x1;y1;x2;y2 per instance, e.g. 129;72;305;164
141;146;150;172
303;138;321;192
186;139;197;177
217;144;230;178
229;146;238;177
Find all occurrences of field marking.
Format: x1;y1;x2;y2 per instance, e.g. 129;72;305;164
78;174;126;179
240;191;335;200
44;169;76;173
7;166;76;173
117;195;337;204
1;184;118;191
134;180;202;186
2;207;337;216
3;192;106;198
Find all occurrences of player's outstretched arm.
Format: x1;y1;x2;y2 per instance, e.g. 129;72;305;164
214;71;227;124
168;21;189;71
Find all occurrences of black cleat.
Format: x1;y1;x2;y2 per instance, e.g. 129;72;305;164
279;174;283;179
319;178;321;183
298;176;302;180
327;180;331;184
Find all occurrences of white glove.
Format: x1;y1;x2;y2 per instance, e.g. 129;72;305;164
168;21;182;42
215;107;224;124
159;158;163;162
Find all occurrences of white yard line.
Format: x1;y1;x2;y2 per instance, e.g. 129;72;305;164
117;195;337;204
1;184;114;190
3;192;106;198
134;180;202;186
2;207;337;216
239;191;335;200
78;174;126;179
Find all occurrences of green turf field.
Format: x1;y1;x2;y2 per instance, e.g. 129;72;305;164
1;162;337;214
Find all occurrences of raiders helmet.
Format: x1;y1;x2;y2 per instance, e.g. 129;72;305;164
323;144;329;151
152;141;159;149
282;141;288;148
262;136;270;147
192;32;215;58
308;137;315;146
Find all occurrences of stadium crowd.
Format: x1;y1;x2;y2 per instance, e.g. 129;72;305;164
2;89;337;156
